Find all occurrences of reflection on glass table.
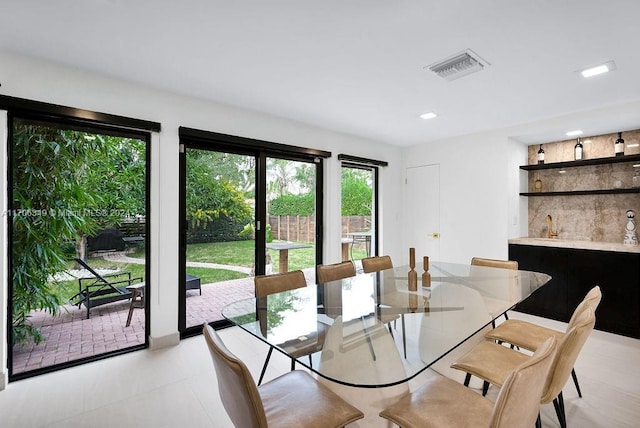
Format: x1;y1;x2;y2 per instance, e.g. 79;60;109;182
221;261;551;388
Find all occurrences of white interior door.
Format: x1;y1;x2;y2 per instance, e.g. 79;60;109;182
406;164;440;261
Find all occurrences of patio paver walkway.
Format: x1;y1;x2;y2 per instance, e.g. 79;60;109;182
12;268;316;375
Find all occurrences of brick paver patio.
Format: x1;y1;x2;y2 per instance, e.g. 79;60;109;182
12;269;316;375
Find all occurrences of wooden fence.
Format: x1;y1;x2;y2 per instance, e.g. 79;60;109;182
268;215;370;243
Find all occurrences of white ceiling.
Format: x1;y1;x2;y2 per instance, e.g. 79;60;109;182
2;0;640;146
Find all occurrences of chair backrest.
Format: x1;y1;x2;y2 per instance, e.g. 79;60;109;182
490;337;557;428
471;257;518;270
541;307;596;404
317;261;356;283
254;270;306;298
74;257;110;283
202;324;267;428
361;255;393;273
567;285;601;327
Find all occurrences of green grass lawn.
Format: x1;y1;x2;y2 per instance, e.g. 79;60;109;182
186;239;319;272
185;239;367;272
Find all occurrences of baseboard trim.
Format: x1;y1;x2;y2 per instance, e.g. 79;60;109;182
149;332;180;351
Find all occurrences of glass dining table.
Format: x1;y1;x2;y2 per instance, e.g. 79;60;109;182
221;261;551;389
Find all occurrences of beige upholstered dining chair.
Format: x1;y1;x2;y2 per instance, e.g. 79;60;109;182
359;255;407;357
253;270;307;385
316;260;356;283
471;257;518;325
202;324;364;428
361;255;393;273
452;307;596;428
254;269;307;298
379;336;557;428
485;285;601;398
471;257;518;271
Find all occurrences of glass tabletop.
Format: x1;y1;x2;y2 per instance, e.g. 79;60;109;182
222;261;551;388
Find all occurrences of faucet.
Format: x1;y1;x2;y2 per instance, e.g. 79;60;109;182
546;215;559;239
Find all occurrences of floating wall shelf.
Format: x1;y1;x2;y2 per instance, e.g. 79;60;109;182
520;154;640;171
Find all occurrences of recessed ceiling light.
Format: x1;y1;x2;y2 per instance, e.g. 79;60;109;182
420;112;437;120
566;130;583;136
579;60;616;78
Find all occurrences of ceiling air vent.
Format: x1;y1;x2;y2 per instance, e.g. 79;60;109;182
427;49;490;81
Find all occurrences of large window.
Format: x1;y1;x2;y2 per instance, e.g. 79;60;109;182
3;97;156;381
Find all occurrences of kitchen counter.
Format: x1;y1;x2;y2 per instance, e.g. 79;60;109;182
509;237;640;254
509;240;640;338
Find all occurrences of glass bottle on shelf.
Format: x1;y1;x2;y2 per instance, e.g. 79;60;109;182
615;132;625;156
574;137;583;160
537;144;545;164
534;174;543;192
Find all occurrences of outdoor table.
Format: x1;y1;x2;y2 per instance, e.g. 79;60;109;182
125;282;145;327
341;237;353;261
266;242;311;273
345;230;372;257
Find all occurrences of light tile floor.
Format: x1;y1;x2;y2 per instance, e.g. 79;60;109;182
1;311;639;427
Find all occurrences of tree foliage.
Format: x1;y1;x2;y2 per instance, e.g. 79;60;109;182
186;150;253;242
341;168;372;216
11;122;103;344
269;192;315;216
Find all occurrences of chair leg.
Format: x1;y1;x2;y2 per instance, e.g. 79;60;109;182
482;380;490;397
571;368;583;398
290;357;296;371
552;392;567;428
401;314;407;359
258;347;273;386
464;373;471;387
387;323;395;339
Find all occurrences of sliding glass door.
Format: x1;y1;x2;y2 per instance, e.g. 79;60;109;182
179;130;325;336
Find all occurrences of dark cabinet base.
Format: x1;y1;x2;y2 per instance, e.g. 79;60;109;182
509;244;640;338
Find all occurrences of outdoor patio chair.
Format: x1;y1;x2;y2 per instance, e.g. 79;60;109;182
69;257;143;319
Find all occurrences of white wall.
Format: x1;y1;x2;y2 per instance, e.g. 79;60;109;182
0;50;403;377
507;137;529;239
402;130;513;264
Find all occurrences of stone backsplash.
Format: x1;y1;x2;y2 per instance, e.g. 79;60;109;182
525;129;640;243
